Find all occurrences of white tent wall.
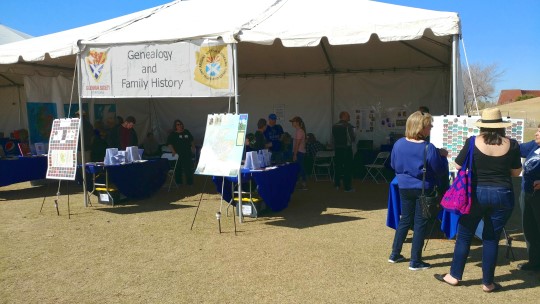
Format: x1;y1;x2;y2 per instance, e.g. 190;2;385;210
0;86;26;137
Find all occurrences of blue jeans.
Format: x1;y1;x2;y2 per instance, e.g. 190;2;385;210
391;188;429;263
450;185;514;285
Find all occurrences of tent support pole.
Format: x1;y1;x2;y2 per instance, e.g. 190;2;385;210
75;48;89;208
452;34;458;115
233;43;243;223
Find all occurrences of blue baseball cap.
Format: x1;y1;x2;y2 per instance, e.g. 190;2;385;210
268;113;277;120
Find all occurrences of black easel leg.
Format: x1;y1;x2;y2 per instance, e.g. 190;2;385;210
423;216;440;251
39;180;52;214
190;176;209;231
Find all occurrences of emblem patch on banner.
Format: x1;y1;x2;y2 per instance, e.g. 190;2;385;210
194;45;229;89
86;50;108;81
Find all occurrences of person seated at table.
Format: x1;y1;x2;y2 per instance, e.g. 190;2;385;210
106;116;138;150
167;119;195;186
388;111;448;270
90;129;108;162
140;132;161;159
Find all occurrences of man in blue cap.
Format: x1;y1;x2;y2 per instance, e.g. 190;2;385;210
264;113;284;163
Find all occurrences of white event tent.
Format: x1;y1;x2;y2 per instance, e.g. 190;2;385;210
0;0;463;148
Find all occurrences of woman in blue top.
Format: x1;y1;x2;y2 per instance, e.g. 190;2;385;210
434;108;522;292
388;111;448;270
518;124;540;272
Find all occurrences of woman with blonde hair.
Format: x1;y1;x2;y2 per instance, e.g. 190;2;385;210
389;111;448;270
434;108;522;292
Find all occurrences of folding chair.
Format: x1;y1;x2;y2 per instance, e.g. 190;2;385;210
161;152;179;191
312;150;335;181
362;151;390;183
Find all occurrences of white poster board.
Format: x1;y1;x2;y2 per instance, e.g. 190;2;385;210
80;40;233;98
431;115;525;171
46;118;80;180
195;114;248;177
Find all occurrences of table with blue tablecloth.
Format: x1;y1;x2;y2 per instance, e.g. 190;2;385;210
83;159;169;200
212;163;300;212
387;176;460;238
0;156;48;187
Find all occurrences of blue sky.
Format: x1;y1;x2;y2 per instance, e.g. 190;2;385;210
2;0;539;100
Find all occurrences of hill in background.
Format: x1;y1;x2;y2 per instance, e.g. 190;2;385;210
484;97;540;142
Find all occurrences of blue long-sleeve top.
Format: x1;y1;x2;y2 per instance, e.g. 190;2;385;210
391;137;448;190
520;139;540;193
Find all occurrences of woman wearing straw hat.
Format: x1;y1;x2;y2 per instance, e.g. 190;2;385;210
434;108;522;292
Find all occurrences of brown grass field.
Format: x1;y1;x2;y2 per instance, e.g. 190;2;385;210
1;176;539;303
1;99;539;303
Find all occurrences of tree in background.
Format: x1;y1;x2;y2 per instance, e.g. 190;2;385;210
462;63;504;113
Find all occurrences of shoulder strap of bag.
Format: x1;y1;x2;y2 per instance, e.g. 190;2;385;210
468;136;475;170
461;135;475;171
422;143;428;195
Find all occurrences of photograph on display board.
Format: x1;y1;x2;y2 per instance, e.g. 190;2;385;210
26;102;57;143
354;108;375;132
64;103;89;118
195;113;248;177
430;115;525;171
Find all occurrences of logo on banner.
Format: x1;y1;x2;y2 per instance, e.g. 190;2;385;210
194;45;229;89
86;49;108;81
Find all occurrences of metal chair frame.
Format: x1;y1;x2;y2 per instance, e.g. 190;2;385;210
362;151;390;183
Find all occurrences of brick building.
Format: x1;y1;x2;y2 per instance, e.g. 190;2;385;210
497;89;540;105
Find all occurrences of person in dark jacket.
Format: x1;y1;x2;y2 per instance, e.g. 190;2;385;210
518;123;540;272
332;111;355;192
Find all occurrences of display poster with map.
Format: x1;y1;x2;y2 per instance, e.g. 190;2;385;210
430;115;525;171
195;113;248;177
46;118;80;180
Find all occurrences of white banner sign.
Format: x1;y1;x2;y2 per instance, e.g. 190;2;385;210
80;40;233;98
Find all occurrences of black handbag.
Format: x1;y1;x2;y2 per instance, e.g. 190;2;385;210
419;144;440;219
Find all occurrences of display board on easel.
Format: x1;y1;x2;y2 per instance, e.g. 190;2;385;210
430;115;525;171
195;113;248;177
46;118;80;180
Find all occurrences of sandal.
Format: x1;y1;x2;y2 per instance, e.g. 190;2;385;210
434;274;459;286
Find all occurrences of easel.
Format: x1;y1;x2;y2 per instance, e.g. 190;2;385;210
39;180;71;219
190;176;237;235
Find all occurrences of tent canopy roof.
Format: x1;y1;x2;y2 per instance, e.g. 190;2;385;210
0;0;460;87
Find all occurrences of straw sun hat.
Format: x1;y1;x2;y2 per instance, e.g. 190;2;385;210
475;108;511;128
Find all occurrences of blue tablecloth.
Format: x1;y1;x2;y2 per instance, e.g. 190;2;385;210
84;159;169;199
387;176;460;238
0;156;48;187
213;163;300;212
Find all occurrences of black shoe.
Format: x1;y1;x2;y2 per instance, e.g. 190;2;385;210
517;262;540;271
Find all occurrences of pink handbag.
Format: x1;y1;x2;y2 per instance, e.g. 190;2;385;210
441;136;475;215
